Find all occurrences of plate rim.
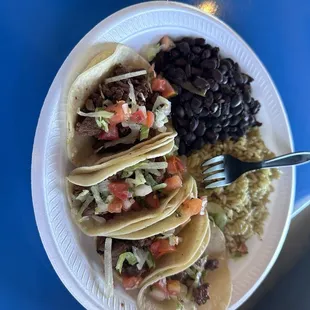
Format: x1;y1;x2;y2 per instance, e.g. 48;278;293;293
31;1;295;309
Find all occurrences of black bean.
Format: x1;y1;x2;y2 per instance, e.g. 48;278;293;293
192;46;202;54
218;98;225;104
212;47;220;56
195;122;206;136
193;105;203;115
223;76;228;84
192;137;205;150
192;76;210;90
229;126;238;132
255;120;263;127
227;113;233;119
243;89;251;104
231;104;243;116
201;49;211;59
183;91;193;101
219;132;229;141
170;49;180;59
242;74;249;84
213;106;222;118
251;100;261;114
221;85;231;95
178;128;187;136
184;132;196;145
204;131;219;143
175;67;186;80
175;58;187;66
219;65;228;75
207;79;215;89
239;119;249;128
222;102;230;115
236;128;245;137
233;71;243;84
204;91;214;107
230;115;241;126
193;55;201;66
201;59;217;69
229;78;236;87
221;59;233;70
177;41;190;55
179;140;186;155
213;92;222;101
167;67;177;78
189;118;199;131
200;108;210;117
246;74;254;83
212;83;219;92
191;67;203;76
177;117;189;128
212;69;223;83
184;102;194;118
210;103;219;114
248;115;255;125
231;94;243;108
222;118;230;127
183;37;196;46
185;64;191;78
191;97;202;108
194;37;205;45
175;106;185;119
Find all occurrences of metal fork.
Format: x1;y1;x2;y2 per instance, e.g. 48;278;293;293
202;152;310;189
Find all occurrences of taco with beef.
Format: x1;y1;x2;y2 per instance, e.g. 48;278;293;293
67;43;177;166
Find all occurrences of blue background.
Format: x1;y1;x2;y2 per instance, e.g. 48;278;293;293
1;0;310;309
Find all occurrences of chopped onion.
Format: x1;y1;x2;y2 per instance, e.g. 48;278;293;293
123;198;135;211
78;195;94;217
91;185;108;213
77;108;113;118
157;125;167;133
104;238;114;297
132;247;148;270
169;236;182;246
138;106;147;117
148;287;167;301
105;70;147;84
121;103;131;121
200;196;208;215
75;189;90;202
134;184;152;197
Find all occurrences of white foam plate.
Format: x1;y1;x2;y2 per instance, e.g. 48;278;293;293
31;2;295;309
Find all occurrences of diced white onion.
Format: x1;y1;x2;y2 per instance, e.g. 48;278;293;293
134;184;152;197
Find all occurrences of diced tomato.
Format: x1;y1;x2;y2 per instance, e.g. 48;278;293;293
167;280;181;296
237;242;248;255
181;198;203;216
98;124;119;140
161;80;177;98
122;276;142;290
143;111;155;128
167;156;186;175
131;201;142;211
130;110;146;124
105;102;125;125
150;239;177;259
151;78;166;92
164;175;183;191
108;197;123;213
108;181;130;201
145;193;160;209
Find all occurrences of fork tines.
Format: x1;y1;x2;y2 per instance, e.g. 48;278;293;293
202;155;226;189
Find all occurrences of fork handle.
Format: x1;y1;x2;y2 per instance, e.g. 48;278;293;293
261;152;310;169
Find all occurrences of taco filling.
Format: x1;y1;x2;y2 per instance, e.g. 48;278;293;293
148;255;219;308
71;156;186;223
75;64;175;153
97;229;183;290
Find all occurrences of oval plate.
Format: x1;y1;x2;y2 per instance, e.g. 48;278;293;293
31;2;295;309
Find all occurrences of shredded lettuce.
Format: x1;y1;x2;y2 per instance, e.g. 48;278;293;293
176;302;185;310
152;96;171;115
140;125;149;141
123;160;167;174
132;247;149;270
147;169;161;176
77;108;113;118
134;184;153;197
116;252;137;274
145;43;161;61
105;70;147;84
145;173;157;187
152;183;167;191
98;179;110;196
180;81;207;97
95;195;113;214
96;117;109;132
75;189;90;202
186;267;197;280
91;185;108;214
102;126;140;149
126;170;146;187
78;195;94;217
146;251;155;269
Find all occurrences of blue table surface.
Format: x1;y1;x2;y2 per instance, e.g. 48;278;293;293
2;0;310;309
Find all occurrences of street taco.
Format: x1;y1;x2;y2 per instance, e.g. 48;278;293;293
67;43;177;166
96;213;209;293
137;224;232;310
67;154;193;236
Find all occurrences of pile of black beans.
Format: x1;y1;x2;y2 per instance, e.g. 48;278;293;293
153;37;262;156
